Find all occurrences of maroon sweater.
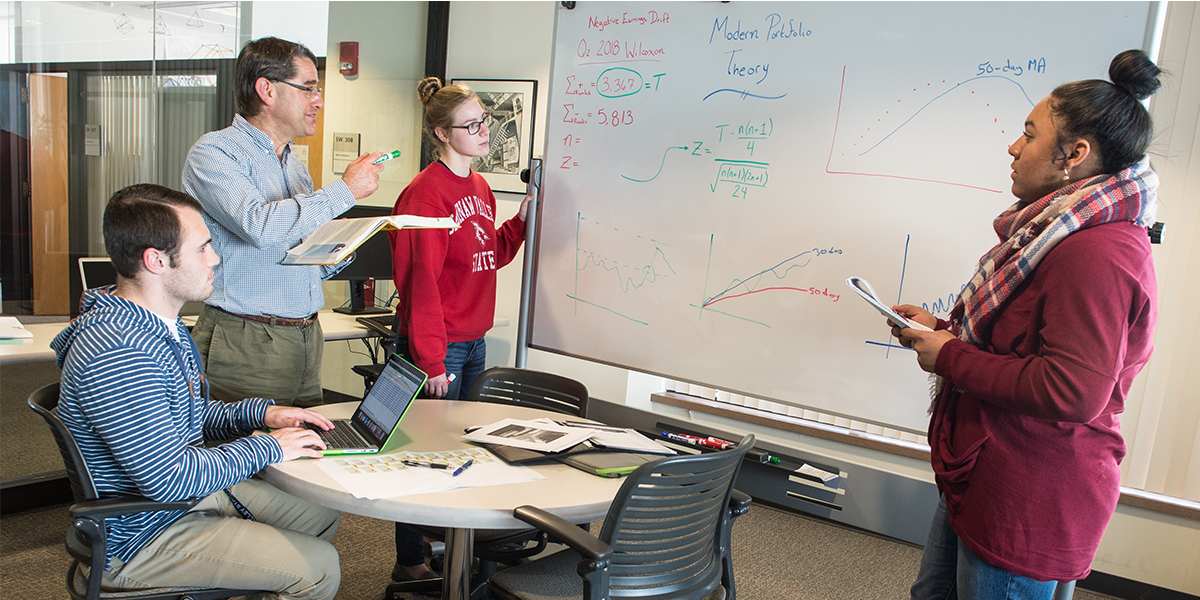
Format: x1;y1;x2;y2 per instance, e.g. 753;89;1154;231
930;221;1157;582
388;163;525;377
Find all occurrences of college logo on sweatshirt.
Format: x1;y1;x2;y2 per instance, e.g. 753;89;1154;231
451;195;497;273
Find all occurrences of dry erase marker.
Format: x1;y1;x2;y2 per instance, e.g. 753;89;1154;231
447;373;457;382
372;150;402;165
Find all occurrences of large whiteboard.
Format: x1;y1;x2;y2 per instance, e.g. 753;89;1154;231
529;1;1155;431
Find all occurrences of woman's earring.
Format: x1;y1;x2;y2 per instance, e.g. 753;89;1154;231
1063;169;1070;181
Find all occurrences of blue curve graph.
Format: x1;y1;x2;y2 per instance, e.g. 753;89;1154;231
702;89;788;101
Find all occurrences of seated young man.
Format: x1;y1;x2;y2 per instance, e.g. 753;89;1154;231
51;183;340;599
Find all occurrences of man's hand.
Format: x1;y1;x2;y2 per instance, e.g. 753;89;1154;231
269;427;327;461
264;405;334;431
889;305;954;373
342;151;386;200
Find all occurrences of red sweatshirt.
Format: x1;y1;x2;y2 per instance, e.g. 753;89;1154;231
929;221;1157;582
388;163;526;377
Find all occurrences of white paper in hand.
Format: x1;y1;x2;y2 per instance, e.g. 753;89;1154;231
845;277;933;332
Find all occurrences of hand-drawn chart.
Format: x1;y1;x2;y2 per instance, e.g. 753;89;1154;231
531;1;1155;431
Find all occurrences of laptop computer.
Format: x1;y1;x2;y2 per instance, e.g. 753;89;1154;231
307;353;426;455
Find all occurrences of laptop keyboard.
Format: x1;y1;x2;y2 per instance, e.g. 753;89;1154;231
307;421;370;449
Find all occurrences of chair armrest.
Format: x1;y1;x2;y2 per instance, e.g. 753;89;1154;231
70;496;198;520
729;489;752;518
513;506;612;562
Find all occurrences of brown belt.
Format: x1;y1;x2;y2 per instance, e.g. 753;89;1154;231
216;306;318;327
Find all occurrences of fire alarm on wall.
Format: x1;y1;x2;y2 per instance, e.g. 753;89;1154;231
339;42;358;77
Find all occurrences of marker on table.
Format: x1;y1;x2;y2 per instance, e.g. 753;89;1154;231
402;460;451;470
452;459;474;477
372;150;402;165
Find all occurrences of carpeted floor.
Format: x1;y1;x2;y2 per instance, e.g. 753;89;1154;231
0;500;1116;600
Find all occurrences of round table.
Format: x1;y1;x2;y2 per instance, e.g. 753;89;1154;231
259;400;624;600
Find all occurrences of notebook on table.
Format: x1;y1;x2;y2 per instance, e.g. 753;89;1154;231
306;353;425;455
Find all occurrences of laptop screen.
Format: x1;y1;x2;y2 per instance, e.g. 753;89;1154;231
353;354;425;444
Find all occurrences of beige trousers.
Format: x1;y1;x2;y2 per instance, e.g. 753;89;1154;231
104;479;341;600
190;304;325;407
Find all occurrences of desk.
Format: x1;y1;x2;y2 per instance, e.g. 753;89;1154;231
259;400;623;600
0;312;510;365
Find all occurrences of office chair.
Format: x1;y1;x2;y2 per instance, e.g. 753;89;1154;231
466;367;590;418
386;368;592;600
488;434;756;600
28;383;261;600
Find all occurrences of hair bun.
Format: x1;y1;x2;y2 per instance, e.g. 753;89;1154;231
1109;49;1162;101
417;76;444;105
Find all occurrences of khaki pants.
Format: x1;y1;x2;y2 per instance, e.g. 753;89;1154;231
191;304;325;407
104;480;341;600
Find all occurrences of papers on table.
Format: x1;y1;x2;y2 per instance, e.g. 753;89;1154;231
0;317;33;340
532;419;675;455
462;418;599;453
465;418;673;455
315;448;544;500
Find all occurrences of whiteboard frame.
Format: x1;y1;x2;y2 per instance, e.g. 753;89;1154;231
519;0;1167;434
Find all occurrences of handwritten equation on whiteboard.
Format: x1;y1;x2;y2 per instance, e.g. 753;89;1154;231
558;8;811;198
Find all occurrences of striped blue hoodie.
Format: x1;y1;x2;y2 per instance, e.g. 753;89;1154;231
51;287;283;567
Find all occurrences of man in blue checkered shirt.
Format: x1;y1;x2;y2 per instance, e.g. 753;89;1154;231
183;37;384;407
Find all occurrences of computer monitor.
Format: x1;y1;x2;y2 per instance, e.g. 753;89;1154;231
329;205;395;315
78;257;204;316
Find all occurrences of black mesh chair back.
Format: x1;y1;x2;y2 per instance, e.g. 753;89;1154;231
28;383;259;600
466;367;589;417
599;433;754;599
28;382;96;504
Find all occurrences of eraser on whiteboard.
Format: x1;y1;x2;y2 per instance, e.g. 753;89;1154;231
745;449;770;463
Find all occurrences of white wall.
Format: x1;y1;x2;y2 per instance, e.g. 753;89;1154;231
319;1;427;396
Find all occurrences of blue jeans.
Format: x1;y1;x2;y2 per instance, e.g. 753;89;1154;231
910;497;1058;600
392;335;487;401
393;335;487;567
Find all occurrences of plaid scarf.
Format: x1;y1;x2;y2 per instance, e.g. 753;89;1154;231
949;156;1158;349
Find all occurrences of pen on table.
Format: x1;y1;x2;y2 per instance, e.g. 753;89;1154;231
452;459;474;477
372;150;402;165
402;459;451;470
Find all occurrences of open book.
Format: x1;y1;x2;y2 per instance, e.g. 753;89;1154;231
282;215;457;265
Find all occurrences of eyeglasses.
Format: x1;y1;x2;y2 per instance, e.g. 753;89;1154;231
449;113;491;135
275;80;322;99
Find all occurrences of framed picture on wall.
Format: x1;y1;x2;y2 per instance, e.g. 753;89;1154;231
451;78;537;194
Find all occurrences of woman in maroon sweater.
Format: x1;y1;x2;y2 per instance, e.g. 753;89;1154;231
894;50;1163;598
387;77;530;582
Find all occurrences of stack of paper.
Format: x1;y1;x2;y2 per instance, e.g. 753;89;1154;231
314;448;544;500
0;317;33;341
465;418;673;455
